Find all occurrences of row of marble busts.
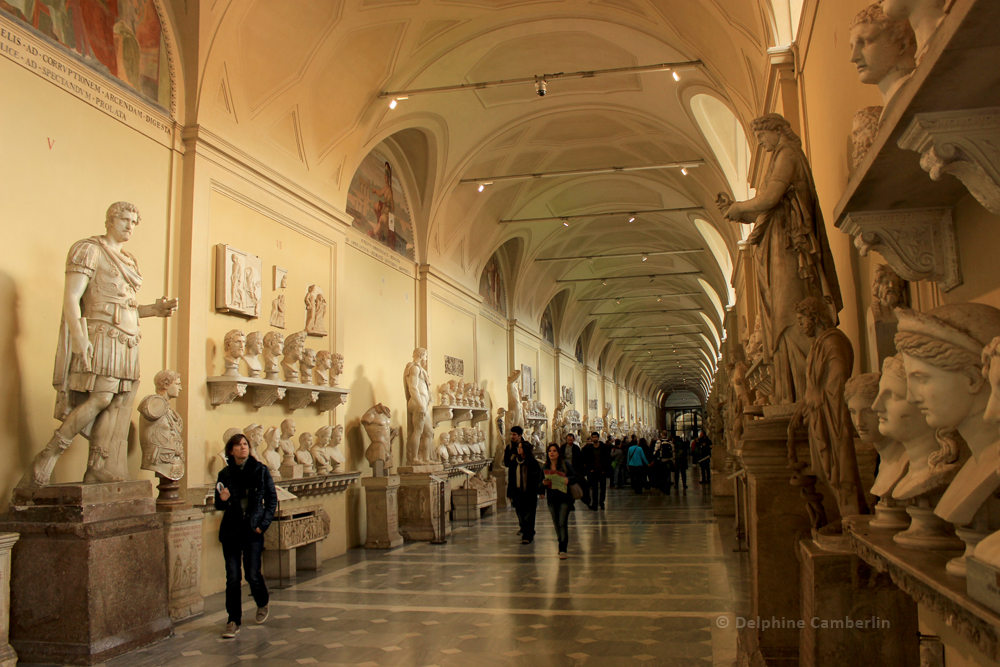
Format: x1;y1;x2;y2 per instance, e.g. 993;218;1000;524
849;302;1000;577
222;329;344;386
438;380;486;408
436;427;487;464
225;420;346;480
522;400;547;419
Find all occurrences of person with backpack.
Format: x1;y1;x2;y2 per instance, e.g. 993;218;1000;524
627;438;650;495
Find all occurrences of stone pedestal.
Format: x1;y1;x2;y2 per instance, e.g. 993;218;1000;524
362;476;403;549
798;538;919;667
398;470;450;542
736;417;835;667
160;507;205;622
262;505;330;579
452;480;498;521
279;463;303;480
712;467;736;517
0;533;18;667
0;482;171;665
492;467;508;510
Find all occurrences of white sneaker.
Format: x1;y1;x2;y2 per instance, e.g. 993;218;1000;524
558;551;568;560
222;622;239;638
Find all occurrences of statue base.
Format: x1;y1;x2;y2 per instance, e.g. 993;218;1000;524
869;499;911;531
361;476;404;549
279;463;303;480
967;555;1000;615
160;507;204;622
397;464;444;474
398;472;450;542
893;506;964;551
0;481;171;665
0;534;18;667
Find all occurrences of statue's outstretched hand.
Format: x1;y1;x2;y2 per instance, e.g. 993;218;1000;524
153;297;179;317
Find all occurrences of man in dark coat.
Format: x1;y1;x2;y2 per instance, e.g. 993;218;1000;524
215;432;278;638
581;432;612;510
509;437;543;543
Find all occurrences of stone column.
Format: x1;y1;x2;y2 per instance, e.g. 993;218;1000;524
160;507;205;622
736;417;822;667
362;475;404;549
0;533;18;667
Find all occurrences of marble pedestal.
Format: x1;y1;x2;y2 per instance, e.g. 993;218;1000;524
279;463;303;480
0;482;171;665
262;505;329;579
0;533;18;667
492;467;508;510
160;507;205;622
798;538;919;667
736;417;836;667
398;469;451;542
362;476;403;549
712;468;736;517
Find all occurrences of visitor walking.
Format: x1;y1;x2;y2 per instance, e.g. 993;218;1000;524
542;443;579;559
696;431;713;484
610;440;624;488
673;436;689;490
627;438;650;495
581;432;611;510
215;432;277;638
509;437;543;544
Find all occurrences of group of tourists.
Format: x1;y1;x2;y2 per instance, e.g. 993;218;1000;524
504;427;714;558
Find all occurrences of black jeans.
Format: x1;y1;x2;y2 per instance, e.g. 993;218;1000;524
675;464;688;489
513;496;538;541
700;460;712;482
223;534;268;625
547;500;571;552
629;466;646;494
587;474;606;508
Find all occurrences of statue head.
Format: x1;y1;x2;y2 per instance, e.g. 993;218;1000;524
873;264;907;310
441;432;451;446
264;427;279;451
852;106;883;168
750;113;799;152
224;329;246;359
845;373;884;444
301;348;317;368
244;423;264;448
333;352;345;374
280;419;295;437
879;0;947;22
299;432;313;449
795;297;834;338
982;337;1000;426
332;424;344;445
895;304;1000;430
850;5;916;86
104;201;140;243
283;332;307;361
316;350;333;370
413;347;428;368
154;369;182;398
264;331;284;357
244;331;264;356
315;425;333;447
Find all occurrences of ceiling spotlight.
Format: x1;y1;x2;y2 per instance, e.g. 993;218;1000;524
615;299;620;305
642;254;648;261
389;99;398;109
628;216;636;223
388;95;408;109
477;184;484;192
602;280;608;286
681;167;689;176
535;77;547;97
672;71;681;82
563;220;569;227
656;297;662;302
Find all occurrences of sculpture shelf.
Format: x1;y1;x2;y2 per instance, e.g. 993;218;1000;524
278;470;360;498
525;415;548;425
847;515;1000;662
431;405;489;428
442;458;489;479
834;0;1000;292
206;376;349;413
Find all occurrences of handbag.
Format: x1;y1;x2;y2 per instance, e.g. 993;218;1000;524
569;483;584;500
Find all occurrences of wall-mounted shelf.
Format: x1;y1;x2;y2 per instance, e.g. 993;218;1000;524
206;376;349;413
431;405;489;428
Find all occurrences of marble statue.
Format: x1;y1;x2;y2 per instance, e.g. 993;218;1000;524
850;5;916;105
439;380;457;406
719;114;842;405
296;433;315;475
790;297;868;519
313;291;328;335
879;0;954;61
362;403;396;469
299;348;317;384
244;423;265;462
245;266;261;318
436;433;451;464
137;370;185;481
331;352;344;386
478;388;487;408
867;264;908;371
279;419;297;466
315;350;333;385
281;331;307;382
327;424;346;470
243;331;264;378
971;338;1000;567
22;201;178;487
311;427;332;474
222;330;244;378
263;331;284;380
506;369;525;437
404;348;435;464
896;303;1000;574
852;106;884;169
304;285;317;332
270;294;285;329
262;427;282;480
230;254;244;311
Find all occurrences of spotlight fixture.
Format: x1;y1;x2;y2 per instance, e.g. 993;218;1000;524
535;77;547;97
388;95;408;109
642;254;648;262
615;299;620;305
656;297;662;302
628;216;636;223
673;71;681;82
477;181;494;193
563;220;569;227
602;280;608;286
681;167;689;176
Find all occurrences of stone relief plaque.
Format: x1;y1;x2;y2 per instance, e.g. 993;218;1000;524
445;356;464;377
589;399;598;410
216;244;263;319
273;266;288;290
521;365;533;399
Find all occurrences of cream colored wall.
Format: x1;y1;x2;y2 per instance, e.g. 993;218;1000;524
0;56;176;507
476;313;509;457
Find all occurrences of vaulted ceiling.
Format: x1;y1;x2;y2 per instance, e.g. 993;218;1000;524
195;0;782;400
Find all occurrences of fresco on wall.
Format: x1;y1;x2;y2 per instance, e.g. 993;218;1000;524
346;150;415;260
478;253;506;316
1;0;171;108
540;305;554;345
575;337;584;364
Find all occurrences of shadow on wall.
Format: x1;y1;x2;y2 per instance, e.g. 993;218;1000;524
346;364;375;547
0;272;32;508
205;337;221;479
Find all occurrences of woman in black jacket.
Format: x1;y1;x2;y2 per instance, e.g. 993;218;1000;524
541;443;579;559
510;439;543;544
215;432;278;638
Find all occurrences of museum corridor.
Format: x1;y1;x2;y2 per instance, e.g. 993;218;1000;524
106;475;740;667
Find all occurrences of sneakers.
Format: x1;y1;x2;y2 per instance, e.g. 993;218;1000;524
222;622;239;638
521;538;532;545
256;605;269;624
558;551;568;560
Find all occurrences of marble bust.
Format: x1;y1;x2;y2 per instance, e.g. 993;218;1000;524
299;348;317;385
327;424;346;470
331;352;344;386
243;331;264;378
896;303;1000;574
879;0;952;61
849;4;916;105
311;426;333;474
362;403;396;470
314;350;333;385
296;433;315;475
436;433;451;464
262;427;282;480
137;370;185;481
222;330;245;378
281;331;307;382
263;331;284;381
972;338;1000;567
279;419;297;466
244;423;264;461
847;373;908;498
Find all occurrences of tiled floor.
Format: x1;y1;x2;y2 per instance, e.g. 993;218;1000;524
107;469;739;667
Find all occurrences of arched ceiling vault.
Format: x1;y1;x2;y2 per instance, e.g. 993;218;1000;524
198;0;779;395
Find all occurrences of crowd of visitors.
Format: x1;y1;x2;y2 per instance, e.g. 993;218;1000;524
502;427;715;559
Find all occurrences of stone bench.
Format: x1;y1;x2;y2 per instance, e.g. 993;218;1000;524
262;504;330;579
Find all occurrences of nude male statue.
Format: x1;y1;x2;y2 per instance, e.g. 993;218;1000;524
404;347;435;464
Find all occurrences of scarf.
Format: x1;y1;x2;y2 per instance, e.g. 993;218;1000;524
516;456;527;492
